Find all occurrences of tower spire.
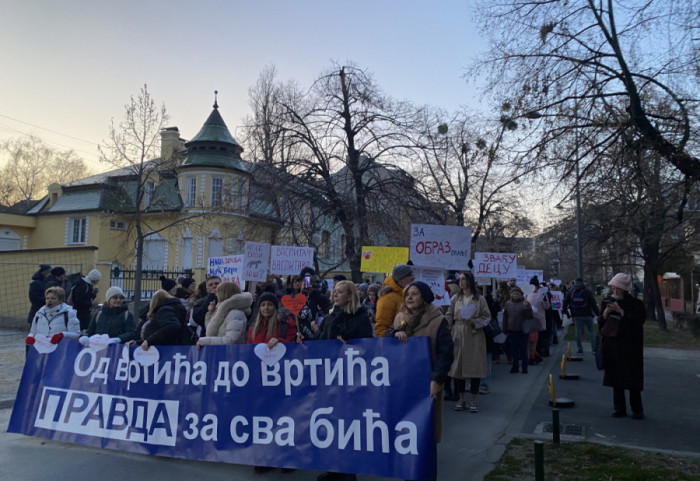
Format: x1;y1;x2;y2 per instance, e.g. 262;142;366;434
213;90;219;109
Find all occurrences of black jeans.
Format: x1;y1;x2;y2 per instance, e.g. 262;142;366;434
613;387;643;414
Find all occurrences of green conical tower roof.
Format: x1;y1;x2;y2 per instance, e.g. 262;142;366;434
182;92;246;170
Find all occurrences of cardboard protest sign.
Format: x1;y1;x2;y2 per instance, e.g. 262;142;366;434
269;246;315;276
208;256;245;288
360;246;409;273
412;267;450;306
243;242;270;282
409;224;471;270
473;252;518;280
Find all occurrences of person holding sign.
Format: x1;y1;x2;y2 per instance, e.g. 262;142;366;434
446;272;491;413
374;263;414;337
196;282;253;348
385;280;453;480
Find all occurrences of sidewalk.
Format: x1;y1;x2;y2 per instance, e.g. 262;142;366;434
2;328;699;480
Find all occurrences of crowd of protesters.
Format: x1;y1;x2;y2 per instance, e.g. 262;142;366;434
24;262;646;479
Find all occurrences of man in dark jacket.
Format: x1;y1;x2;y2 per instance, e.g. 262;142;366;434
191;276;221;328
563;277;600;353
71;269;102;332
45;267;72;299
27;264;51;324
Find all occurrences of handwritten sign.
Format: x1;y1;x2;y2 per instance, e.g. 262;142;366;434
243;242;270;282
516;268;544;289
208;255;245;288
413;267;449;306
269;245;315;276
473;252;517;279
360;246;409;273
409;224;471;270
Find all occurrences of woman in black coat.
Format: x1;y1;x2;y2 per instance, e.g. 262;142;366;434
141;290;187;349
27;264;51;324
599;273;646;419
314;281;372;341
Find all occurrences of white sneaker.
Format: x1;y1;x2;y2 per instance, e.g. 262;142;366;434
469;401;479;413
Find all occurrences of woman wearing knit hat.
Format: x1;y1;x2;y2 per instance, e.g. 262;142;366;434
82;286;136;344
247;292;297;347
160;275;178;295
599;272;646;419
385;280;453;481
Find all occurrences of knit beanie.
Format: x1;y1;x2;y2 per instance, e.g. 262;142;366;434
407;281;435;304
51;267;66;277
358;283;369;293
368;283;380;295
39;264;52;274
86;269;102;282
608;273;631;291
160;275;177;292
105;286;125;302
392;264;413;282
257;291;279;310
181;278;195;289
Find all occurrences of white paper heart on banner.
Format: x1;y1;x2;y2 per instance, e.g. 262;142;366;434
460;304;476;320
134;346;160;366
33;335;58;354
254;343;287;366
88;334;110;352
121;345;130;361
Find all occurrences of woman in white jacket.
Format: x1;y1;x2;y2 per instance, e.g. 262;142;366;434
196;282;253;347
26;286;80;346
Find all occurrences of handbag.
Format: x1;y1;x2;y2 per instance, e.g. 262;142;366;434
595;335;604;370
484;317;502;339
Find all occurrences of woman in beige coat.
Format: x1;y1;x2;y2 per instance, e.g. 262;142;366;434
196;282;253;348
447;271;491;413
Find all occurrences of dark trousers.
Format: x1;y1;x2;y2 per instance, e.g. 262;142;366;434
454;377;480;395
613;387;643;414
509;330;528;370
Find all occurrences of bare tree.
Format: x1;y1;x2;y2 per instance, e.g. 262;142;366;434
245;64;422;281
0;135;91;206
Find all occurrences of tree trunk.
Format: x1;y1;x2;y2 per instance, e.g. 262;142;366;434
641;245;667;330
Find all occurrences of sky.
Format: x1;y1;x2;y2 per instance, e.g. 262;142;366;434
0;0;488;169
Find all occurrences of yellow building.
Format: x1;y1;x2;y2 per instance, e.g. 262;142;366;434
0;102;282;324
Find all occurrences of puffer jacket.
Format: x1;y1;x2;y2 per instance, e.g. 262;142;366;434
28;303;80;339
199;292;253;345
374;275;404;337
142;298;187;346
87;304;137;342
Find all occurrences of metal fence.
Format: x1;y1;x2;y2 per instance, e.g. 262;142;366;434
109;268;192;301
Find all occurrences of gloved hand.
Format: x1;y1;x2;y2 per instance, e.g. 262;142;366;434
25;336;35;345
79;336;90;346
108;337;121;345
50;333;64;344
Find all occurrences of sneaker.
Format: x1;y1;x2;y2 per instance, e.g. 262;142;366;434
479;386;489;394
468;401;479;413
454;400;467;411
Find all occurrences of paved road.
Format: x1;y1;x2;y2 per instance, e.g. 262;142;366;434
2;328;699;480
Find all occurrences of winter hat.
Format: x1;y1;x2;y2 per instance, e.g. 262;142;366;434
257;291;279;310
407;281;435;304
105;286;125;302
298;266;316;279
39;264;52;274
510;286;524;295
608;273;631;291
51;267;66;277
574;277;585;288
160;275;177;292
86;269;102;283
368;283;381;295
529;276;540;287
358;283;369;293
392;263;413;282
181;278;195;289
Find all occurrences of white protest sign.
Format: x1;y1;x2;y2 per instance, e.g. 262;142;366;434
473;252;518;280
409;224;471;270
243;242;270;282
269;245;315;276
516;268;544;293
208;255;245;288
412;267;450;306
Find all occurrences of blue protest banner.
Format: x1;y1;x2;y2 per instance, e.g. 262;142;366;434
9;338;435;480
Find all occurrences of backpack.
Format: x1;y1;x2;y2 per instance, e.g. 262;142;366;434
570;288;589;310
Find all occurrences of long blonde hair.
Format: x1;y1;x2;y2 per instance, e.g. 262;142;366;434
251;297;280;340
216;282;242;303
333;280;361;315
147;290;174;320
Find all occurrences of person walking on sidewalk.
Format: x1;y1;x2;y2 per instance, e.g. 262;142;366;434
502;286;534;374
599;272;646;420
564;277;600;353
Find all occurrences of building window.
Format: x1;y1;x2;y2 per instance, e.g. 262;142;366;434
110;220;128;231
236;232;245;254
211;177;223;208
319;230;330;258
144;180;155;207
67;217;87;245
185;177;197;207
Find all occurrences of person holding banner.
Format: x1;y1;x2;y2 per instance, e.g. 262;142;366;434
314;280;372;342
26;286;80;348
386;280;453;480
82;286;136;344
446;272;491;413
196;282;253;348
246;292;297;346
141;290;187;349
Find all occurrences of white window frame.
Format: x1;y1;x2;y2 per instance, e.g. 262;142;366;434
67;217;88;245
144;180;155;207
211;177;223;208
185;177;197;207
110;220;128;231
